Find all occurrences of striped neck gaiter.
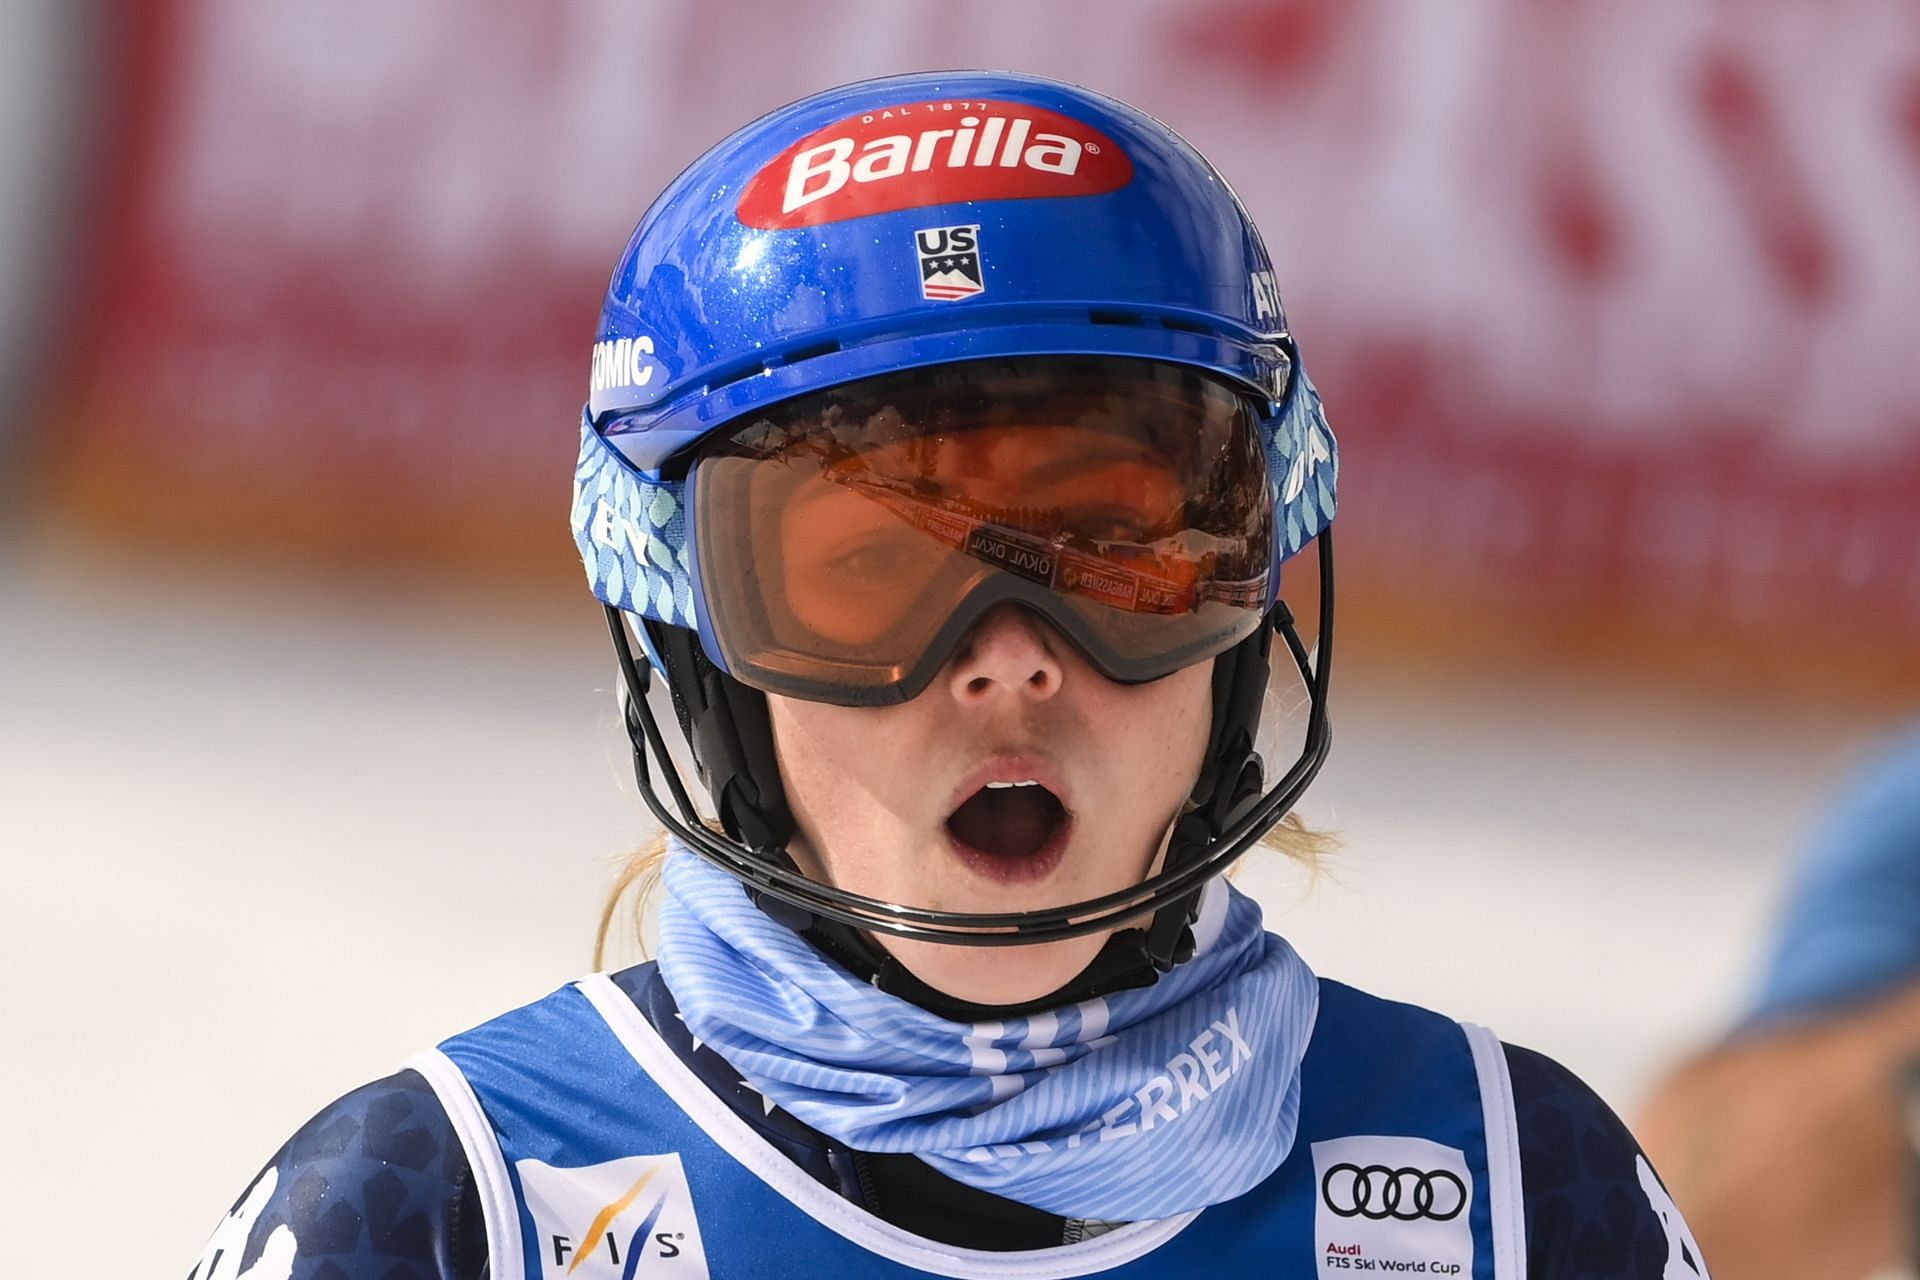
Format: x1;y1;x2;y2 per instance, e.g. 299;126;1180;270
656;845;1319;1221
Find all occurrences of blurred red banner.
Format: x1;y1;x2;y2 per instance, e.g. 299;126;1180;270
47;0;1920;691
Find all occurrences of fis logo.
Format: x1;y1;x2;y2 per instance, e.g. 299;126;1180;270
917;225;984;302
518;1154;710;1279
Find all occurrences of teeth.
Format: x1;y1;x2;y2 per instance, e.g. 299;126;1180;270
984;779;1042;789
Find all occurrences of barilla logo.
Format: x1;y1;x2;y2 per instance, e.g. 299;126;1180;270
737;99;1133;229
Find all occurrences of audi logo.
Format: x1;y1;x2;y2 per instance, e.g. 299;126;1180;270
1321;1164;1467;1221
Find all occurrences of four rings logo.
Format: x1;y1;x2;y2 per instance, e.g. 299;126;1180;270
1321;1163;1467;1222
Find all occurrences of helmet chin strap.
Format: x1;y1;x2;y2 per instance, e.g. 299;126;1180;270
627;598;1282;1019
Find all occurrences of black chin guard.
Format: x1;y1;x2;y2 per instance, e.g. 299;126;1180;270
605;531;1333;1012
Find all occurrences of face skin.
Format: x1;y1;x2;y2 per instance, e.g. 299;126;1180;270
767;605;1214;1008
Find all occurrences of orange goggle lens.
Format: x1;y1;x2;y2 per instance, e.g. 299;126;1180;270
692;358;1275;705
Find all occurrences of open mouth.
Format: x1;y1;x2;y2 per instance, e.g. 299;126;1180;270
944;778;1074;883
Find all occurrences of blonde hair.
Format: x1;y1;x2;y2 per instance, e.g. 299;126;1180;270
592;813;1334;971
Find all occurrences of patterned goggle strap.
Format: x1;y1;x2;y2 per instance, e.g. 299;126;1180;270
572;412;699;631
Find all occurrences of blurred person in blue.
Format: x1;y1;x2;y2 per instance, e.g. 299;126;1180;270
1641;725;1920;1280
191;72;1707;1279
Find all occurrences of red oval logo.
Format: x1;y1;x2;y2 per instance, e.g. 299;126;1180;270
737;99;1134;230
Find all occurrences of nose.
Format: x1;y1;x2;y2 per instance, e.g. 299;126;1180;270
947;604;1065;705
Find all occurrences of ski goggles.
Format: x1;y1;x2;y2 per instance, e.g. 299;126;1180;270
681;356;1278;705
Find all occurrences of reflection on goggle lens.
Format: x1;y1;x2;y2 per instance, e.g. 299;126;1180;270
694;357;1275;704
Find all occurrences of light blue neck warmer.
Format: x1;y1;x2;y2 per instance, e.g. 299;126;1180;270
656;847;1319;1221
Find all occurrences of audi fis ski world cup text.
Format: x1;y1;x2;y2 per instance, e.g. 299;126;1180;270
1323;1249;1464;1275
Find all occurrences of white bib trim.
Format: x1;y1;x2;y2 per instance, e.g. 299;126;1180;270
407;1047;529;1280
1461;1023;1527;1280
574;972;1203;1279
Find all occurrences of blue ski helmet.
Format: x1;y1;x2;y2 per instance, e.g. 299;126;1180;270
575;71;1337;972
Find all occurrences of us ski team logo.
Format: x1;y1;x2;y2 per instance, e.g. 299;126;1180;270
917;224;984;301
